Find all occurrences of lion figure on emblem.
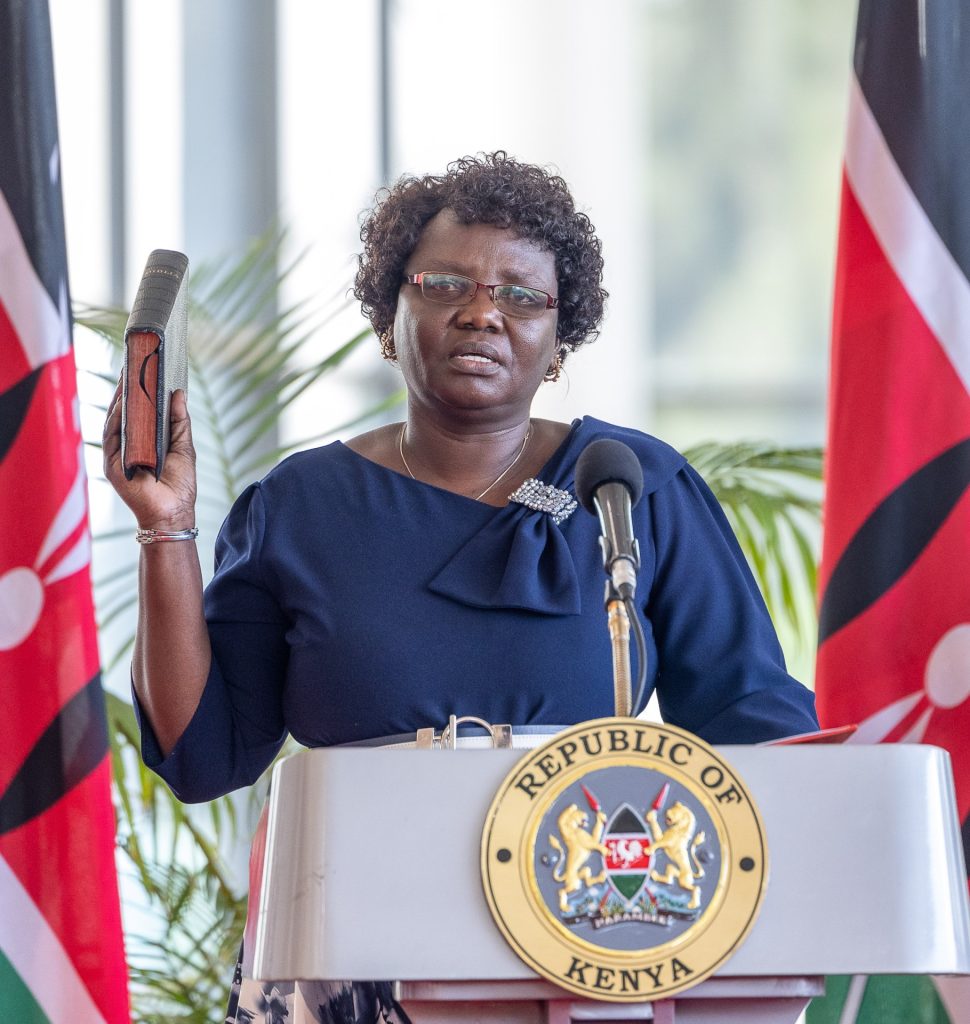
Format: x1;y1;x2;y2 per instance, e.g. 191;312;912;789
646;802;706;909
549;804;610;913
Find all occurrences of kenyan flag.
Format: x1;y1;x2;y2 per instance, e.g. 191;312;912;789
0;3;129;1021
813;1;969;1021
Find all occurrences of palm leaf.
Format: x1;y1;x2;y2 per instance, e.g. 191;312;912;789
685;440;823;648
122;859;246;1023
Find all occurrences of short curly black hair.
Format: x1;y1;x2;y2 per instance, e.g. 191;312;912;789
354;152;607;359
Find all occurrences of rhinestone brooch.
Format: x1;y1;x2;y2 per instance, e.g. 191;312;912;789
508;479;578;526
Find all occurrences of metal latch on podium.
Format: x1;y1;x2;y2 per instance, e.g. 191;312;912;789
415;714;512;749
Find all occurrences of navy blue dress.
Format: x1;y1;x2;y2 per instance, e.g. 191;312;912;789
140;416;817;803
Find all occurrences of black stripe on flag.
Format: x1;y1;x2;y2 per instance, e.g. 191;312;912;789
0;367;42;464
0;0;70;313
0;673;109;836
818;437;970;643
853;0;970;282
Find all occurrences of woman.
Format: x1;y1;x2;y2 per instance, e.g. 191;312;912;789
104;152;817;1022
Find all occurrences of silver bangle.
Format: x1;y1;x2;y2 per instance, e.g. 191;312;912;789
136;527;199;545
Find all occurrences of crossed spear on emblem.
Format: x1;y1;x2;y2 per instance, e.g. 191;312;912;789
585;783;670;913
579;781;670;817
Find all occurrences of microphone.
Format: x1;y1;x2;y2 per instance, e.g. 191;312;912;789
575;439;645;600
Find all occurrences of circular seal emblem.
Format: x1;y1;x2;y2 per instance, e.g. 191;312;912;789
480;719;768;1002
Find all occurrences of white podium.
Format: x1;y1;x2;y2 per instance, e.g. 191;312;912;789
250;744;970;1023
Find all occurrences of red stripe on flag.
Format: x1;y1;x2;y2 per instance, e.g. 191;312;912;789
0;760;128;1023
0;264;128;1024
0;350;129;1019
0;2;129;1018
820;174;970;599
817;6;970;1017
818;166;970;868
0;357;99;779
817;488;970;823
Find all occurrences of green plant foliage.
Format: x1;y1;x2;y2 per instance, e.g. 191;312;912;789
122;859;247;1024
685;440;823;650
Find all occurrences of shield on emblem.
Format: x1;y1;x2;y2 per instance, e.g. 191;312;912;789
603;804;653;906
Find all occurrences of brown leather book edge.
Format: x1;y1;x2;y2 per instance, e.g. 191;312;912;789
122;330;161;478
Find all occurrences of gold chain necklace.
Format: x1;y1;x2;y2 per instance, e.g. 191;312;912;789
398;422;533;501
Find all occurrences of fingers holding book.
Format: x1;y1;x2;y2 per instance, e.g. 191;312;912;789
102;249;200;533
104;383;199;532
120;250;189;482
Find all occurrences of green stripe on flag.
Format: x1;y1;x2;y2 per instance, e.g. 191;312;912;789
0;949;51;1022
808;975;950;1024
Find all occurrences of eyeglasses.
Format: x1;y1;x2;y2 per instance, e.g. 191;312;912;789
404;272;559;320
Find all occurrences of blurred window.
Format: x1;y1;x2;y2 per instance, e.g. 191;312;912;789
646;0;855;446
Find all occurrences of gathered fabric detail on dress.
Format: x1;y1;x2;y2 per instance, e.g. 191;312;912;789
426;417;686;615
427;498;583;613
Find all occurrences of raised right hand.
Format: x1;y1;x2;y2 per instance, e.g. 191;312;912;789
103;384;198;531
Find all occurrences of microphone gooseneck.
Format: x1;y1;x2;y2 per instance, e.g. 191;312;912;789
575;439;648;717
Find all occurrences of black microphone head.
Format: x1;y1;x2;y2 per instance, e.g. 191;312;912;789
574;439;645;513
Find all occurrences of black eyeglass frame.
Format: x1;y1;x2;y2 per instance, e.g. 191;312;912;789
404;272;559;318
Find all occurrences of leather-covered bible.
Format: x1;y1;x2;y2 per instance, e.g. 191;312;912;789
121;249;189;480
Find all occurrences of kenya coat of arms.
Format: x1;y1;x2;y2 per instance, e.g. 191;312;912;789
481;719;768;1002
